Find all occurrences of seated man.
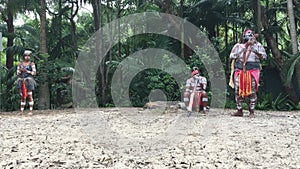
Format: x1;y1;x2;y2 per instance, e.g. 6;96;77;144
183;68;208;114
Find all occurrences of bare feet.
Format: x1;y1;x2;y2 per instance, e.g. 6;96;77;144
18;112;24;116
249;113;255;118
232;109;243;117
249;109;255;118
28;112;33;116
187;111;192;117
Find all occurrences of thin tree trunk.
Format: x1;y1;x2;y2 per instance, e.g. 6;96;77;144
58;0;62;57
65;0;79;55
117;0;121;61
287;0;300;100
288;0;298;54
92;0;101;31
255;0;262;34
4;0;15;111
92;0;105;106
70;19;78;54
180;0;185;59
38;0;50;110
98;0;105;107
6;5;14;70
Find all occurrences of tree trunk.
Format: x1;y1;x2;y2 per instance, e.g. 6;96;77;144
70;19;78;54
207;23;216;40
3;0;15;111
254;0;262;34
65;0;79;55
287;0;300;97
91;0;101;31
92;0;105;106
6;4;14;70
38;0;50;110
288;0;298;54
58;0;63;57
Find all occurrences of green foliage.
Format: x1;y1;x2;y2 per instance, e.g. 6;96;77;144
271;93;295;111
225;99;236;109
1;67;16;111
296;102;300;110
46;58;74;107
256;92;273;110
285;52;300;86
146;69;181;101
104;103;115;108
254;92;297;111
129;68;182;107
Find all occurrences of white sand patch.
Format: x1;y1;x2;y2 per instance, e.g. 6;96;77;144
0;108;299;168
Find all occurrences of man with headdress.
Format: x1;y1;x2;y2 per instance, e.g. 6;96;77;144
184;67;208;115
16;50;37;115
229;29;267;117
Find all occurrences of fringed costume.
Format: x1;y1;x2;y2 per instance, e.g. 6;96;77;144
229;29;267;117
15;50;37;115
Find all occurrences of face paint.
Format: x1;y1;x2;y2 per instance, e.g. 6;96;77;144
245;30;253;37
24;55;30;60
243;30;254;43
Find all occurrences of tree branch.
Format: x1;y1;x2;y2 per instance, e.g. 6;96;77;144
293;0;300;10
0;6;8;22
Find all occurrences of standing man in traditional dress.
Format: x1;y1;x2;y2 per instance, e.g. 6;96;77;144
16;50;37;115
184;67;209;115
229;29;267;117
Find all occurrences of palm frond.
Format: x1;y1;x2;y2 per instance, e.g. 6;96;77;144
285;52;300;85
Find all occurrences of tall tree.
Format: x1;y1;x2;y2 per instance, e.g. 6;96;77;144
254;0;262;34
261;5;299;103
64;0;80;54
288;0;298;54
0;0;15;70
91;0;106;106
38;0;50;109
287;0;300;100
91;0;102;31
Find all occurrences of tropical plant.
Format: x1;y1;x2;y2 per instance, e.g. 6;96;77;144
285;52;300;86
256;92;273;110
272;93;295;111
296;102;300;110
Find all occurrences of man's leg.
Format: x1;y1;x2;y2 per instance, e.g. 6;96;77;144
20;95;26;115
232;75;243;116
199;92;208;113
248;77;257;117
183;91;190;109
27;90;34;115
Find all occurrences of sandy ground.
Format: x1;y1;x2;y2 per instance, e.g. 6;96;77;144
0;108;300;169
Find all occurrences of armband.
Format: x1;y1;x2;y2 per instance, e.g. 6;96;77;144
26;70;34;75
